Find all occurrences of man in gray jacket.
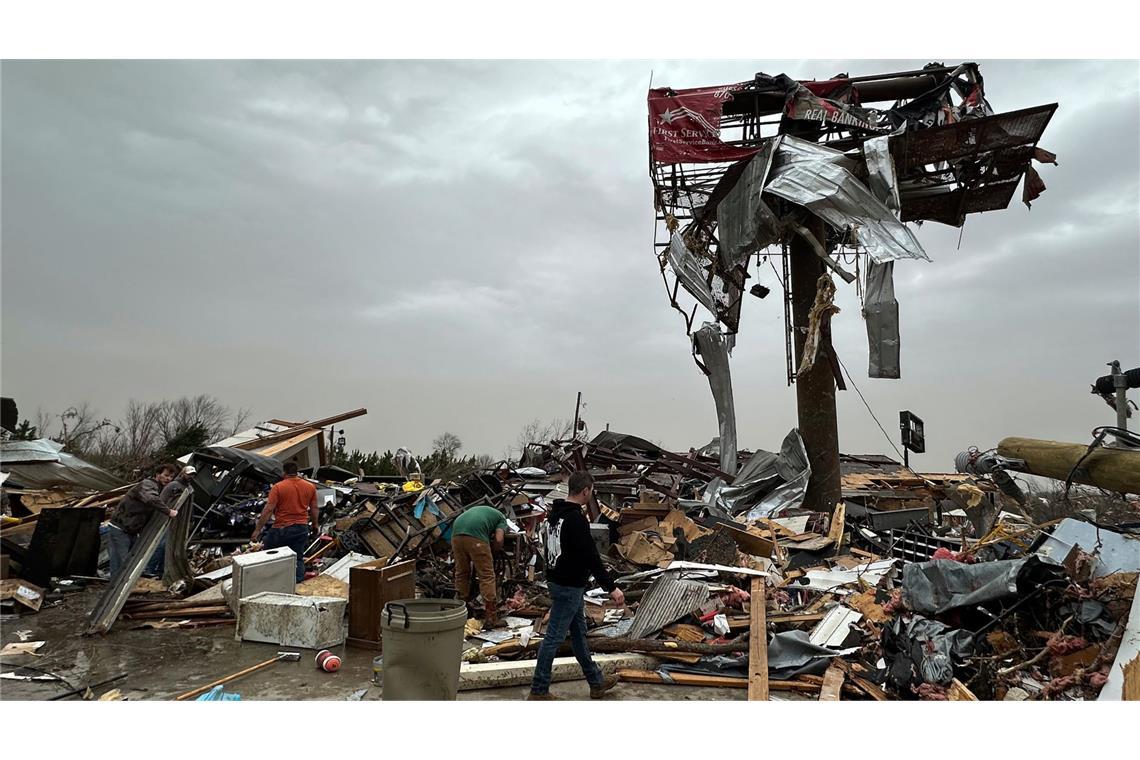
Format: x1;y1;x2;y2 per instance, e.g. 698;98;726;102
107;463;180;580
143;465;197;578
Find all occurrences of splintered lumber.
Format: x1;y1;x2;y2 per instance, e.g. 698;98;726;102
591;638;751;655
460;654;657;691
616;669;863;695
123;605;231;620
749;577;769;701
997;436;1140;494
482;637;750;659
832;658;889;701
1124;656;1139;701
819;663;845;701
617;669;748;689
947;678;978;701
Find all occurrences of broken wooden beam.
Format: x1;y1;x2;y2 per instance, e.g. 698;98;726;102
459;654;658;691
615;669;863;695
748;576;769;701
482;636;750;659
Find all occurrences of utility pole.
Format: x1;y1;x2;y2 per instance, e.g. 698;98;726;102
789;218;842;512
572;392;583;440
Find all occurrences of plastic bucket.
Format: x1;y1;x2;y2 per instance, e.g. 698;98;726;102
380;598;468;700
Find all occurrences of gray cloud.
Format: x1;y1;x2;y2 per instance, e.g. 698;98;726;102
3;60;1137;469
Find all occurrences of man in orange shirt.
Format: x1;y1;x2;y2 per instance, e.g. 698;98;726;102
251;461;319;582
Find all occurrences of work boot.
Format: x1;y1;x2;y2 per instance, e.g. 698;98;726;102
590;675;619;700
484;603;500;629
527;692;559;700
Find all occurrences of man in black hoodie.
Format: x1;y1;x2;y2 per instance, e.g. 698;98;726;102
528;471;625;700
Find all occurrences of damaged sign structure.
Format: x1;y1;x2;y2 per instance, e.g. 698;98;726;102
649;63;1058;512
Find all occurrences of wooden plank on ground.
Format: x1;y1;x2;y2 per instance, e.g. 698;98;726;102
832;658;889;701
819;663;845;701
748;576;768;701
616;669;857;694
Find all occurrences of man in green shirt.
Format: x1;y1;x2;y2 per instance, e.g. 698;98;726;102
451;505;508;627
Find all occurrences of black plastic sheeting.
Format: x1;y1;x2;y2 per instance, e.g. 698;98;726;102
192;445;283;483
901;556;1065;616
589;431;668;458
882;615;975;690
767;630;852;678
656;630;851;680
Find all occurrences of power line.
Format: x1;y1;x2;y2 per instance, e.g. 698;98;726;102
835;353;909;465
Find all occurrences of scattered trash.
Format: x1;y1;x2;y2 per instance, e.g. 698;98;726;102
0;641;45;657
195;685;242;701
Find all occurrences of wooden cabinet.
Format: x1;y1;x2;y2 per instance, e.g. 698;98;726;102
346;557;416;650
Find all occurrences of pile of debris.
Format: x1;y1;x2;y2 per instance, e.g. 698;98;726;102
3;416;1137;702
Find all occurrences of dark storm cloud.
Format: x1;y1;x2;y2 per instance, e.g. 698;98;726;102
2;59;1137;467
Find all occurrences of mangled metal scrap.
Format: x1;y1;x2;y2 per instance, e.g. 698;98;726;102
649;62;1058;392
693;323;738;476
707;428;810;519
627;572;711;639
764;137;929;264
863;260;900;378
665;232;719;317
716;139;781;266
902;556;1065;616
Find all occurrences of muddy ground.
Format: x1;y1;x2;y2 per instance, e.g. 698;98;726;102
1;585;757;701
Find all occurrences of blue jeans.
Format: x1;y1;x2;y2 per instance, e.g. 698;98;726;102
263;524;310;582
106;524;135;581
144;536;167;578
530;581;603;695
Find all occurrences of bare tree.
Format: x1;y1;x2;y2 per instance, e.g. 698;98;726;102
34;408;54;441
514;417;573;457
471;453;497;469
120;400;166;466
432;432;463;460
158;394;248;443
56;402;117;453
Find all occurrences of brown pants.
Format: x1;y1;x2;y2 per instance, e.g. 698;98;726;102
452;534;497;605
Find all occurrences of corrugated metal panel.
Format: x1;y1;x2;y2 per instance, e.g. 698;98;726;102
766;162;929;263
628;572;711;639
665;232;719;316
1;438;64;464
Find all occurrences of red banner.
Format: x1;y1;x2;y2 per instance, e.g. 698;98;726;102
648;83;760;164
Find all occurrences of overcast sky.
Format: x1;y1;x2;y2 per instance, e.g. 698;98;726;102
2;60;1137;468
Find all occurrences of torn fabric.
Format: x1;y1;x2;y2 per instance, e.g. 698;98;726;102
1022;164;1047;209
665;232;718;316
882;615;975;690
863;260;900;378
693;323;738;476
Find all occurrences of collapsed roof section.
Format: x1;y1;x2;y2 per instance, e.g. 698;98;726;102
0;438;124;493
